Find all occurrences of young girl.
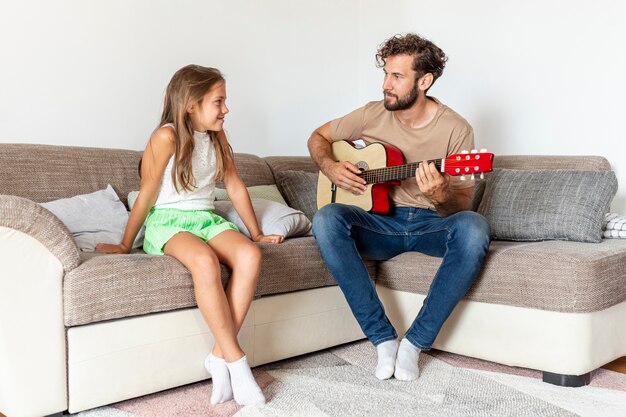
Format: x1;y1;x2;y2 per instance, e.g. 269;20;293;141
96;64;284;407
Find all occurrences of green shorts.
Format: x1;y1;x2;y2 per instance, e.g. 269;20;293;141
143;207;239;255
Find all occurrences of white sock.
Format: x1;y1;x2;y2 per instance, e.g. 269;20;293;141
205;354;233;404
375;339;399;380
394;338;420;381
226;355;266;406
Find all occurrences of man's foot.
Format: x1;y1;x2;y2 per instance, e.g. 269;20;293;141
394;338;420;381
226;355;266;406
375;339;399;380
205;354;234;404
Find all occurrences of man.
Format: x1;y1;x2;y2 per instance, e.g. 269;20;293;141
308;33;490;381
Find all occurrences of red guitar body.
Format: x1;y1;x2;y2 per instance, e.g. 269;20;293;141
366;143;404;214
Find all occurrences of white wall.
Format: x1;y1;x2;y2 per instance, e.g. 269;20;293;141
0;0;359;156
2;0;626;210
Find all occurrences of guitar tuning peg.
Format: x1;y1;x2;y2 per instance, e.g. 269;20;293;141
470;149;477;153
480;148;488;153
460;175;466;181
480;173;485;179
461;150;469;154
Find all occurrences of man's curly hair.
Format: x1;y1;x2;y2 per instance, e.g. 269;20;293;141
376;33;448;83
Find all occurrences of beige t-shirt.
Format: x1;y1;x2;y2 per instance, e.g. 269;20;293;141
329;98;474;210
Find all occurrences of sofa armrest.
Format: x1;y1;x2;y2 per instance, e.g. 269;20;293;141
0;195;79;416
0;195;81;272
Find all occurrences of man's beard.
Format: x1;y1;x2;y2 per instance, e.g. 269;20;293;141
383;84;418;111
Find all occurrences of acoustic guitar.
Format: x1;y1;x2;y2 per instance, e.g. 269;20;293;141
316;140;494;214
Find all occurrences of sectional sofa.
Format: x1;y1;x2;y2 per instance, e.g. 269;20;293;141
1;143;625;417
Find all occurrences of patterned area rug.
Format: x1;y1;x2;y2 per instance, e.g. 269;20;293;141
74;341;626;417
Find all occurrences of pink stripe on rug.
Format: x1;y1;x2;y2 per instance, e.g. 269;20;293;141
112;370;274;417
588;368;626;391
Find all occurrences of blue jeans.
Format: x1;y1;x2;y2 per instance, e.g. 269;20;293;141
312;203;490;350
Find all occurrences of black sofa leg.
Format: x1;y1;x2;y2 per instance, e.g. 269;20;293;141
542;371;591;387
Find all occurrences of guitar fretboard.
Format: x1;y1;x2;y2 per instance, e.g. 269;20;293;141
359;159;442;184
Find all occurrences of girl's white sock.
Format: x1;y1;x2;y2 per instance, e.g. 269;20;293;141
375;339;399;380
226;355;266;406
205;354;233;404
394;338;420;381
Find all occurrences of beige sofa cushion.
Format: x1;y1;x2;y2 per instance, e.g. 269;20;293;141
377;239;626;313
263;156;319;175
217;153;275;187
492;155;611;171
0;145;275;207
64;237;377;327
0;144;142;207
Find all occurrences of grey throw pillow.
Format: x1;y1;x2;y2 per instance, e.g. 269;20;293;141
477;169;617;243
471;179;487;212
275;170;318;221
41;185;128;251
213;198;311;238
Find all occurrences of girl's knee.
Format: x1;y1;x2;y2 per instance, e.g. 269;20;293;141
188;251;222;285
235;241;262;268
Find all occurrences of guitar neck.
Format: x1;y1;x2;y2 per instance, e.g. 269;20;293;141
359;159;441;184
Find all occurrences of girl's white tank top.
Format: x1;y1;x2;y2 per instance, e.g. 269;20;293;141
153;125;217;210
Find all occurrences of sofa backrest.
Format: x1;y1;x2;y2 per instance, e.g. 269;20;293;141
217;153;276;188
263;156;318;175
0;142;611;206
0;144;142;206
266;154;613;175
493;155;611;171
0;144;276;206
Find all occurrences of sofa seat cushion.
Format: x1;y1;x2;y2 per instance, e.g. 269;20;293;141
376;239;626;313
64;237;376;327
64;252;198;327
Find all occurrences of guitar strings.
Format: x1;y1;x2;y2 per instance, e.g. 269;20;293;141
360;160;442;184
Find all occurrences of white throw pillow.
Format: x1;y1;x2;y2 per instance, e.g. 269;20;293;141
41;185;128;252
213;198;311;238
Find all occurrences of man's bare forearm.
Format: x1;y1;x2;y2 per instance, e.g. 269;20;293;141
308;132;335;173
431;189;473;217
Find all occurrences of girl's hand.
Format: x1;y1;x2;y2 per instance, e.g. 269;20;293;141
253;234;285;244
95;243;131;254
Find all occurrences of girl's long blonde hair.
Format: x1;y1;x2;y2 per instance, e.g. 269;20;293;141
160;64;233;192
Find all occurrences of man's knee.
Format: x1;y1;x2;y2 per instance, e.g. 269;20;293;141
450;211;491;249
312;204;351;238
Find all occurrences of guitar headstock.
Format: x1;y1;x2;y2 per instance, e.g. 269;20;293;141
443;150;494;179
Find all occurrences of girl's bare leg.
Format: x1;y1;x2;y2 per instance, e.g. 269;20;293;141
164;231;264;406
204;230;265;406
207;230;262;359
164;232;244;360
163;233;239;404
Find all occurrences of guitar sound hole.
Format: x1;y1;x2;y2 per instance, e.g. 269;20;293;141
355;161;369;171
